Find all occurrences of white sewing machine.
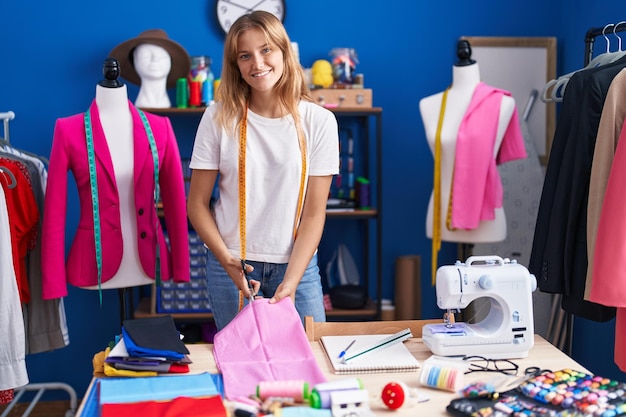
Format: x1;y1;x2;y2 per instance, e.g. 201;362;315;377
422;255;537;359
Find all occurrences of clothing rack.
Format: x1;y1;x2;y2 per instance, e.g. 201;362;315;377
584;23;626;66
0;111;15;143
548;23;626;356
1;111;77;417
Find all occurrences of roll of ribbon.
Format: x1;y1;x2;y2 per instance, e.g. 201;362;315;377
419;356;466;392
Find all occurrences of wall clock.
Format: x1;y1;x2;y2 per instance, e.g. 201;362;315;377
216;0;286;34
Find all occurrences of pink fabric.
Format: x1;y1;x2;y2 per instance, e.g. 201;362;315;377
590;121;626;308
213;298;327;400
451;82;526;230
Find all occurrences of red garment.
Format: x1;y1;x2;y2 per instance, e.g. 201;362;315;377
0;389;14;404
101;395;226;417
0;158;39;303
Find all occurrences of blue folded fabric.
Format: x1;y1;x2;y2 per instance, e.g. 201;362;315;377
122;327;184;361
99;372;219;404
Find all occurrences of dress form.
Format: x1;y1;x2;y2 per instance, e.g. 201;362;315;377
420;43;515;243
82;58;153;290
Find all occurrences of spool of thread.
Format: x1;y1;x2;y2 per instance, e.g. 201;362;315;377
419;357;466;392
176;78;188;108
356;177;370;209
213;78;221;101
189;81;202;107
310;378;363;409
256;380;309;403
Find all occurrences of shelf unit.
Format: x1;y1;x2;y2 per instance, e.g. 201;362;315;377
135;105;383;321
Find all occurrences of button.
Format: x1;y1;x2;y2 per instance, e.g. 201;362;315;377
140;232;147;238
138;208;144;215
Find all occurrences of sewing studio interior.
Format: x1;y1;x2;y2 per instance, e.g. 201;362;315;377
3;1;626;416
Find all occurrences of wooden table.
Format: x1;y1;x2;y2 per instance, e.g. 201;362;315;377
76;335;589;416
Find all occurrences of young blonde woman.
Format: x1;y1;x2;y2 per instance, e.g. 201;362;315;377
187;11;339;330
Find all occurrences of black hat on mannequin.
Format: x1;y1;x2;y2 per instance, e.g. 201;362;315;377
109;29;191;89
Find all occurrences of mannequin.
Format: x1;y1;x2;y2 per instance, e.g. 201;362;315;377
83;58;153;289
133;44;172;108
419;41;518;243
41;57;190;301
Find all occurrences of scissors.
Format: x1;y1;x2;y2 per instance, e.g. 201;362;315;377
241;259;255;303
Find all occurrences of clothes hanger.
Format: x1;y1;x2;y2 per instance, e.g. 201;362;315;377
550;23;615;102
541;24;614;103
604;21;626;64
0;166;17;189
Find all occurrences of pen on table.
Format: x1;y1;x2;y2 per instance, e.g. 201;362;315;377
338;340;356;359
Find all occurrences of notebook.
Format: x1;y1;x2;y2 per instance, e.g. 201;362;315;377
319;332;420;374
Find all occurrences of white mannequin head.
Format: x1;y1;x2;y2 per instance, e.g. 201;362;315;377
133;43;172;83
133;43;173;108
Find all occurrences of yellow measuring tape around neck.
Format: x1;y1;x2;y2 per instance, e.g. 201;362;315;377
432;88;449;286
237;105;307;310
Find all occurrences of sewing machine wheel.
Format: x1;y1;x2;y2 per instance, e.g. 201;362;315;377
461;297;504;335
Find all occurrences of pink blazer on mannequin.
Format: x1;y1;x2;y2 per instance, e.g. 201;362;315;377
41;101;190;300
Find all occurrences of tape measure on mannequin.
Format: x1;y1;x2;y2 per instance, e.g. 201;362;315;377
84;108;160;305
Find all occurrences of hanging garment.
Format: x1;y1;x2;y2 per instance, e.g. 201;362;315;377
529;55;626;322
590;118;626;307
41;101;190;299
0;183;29;391
0;157;39;303
1;149;68;353
213;297;327;400
451;82;526;230
585;68;626;300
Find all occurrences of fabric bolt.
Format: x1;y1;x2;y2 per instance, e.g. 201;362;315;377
451;82;526;230
41;100;190;299
213;297;327;400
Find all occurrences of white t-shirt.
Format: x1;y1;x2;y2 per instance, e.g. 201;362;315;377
190;100;339;263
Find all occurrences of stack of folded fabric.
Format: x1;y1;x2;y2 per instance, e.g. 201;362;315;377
97;373;225;417
104;315;191;375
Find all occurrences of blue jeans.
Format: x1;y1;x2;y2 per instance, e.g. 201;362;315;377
206;250;326;331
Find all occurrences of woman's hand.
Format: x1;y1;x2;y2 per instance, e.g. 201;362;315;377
269;281;296;304
224;258;259;300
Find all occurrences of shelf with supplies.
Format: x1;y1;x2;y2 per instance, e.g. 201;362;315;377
138;105;383;322
133;294;377;321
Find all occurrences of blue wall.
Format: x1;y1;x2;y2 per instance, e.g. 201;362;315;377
3;0;625;400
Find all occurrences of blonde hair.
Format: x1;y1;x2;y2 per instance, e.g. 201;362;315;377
215;10;311;134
